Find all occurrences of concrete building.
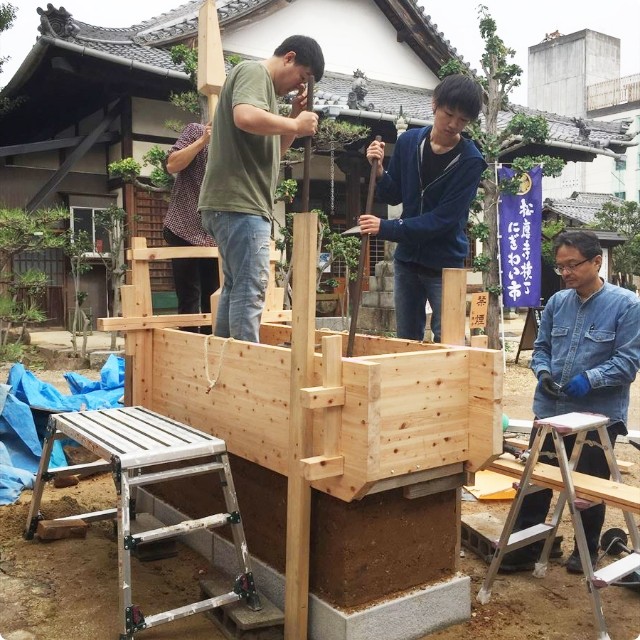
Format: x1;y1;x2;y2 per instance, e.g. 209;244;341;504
528;30;639;200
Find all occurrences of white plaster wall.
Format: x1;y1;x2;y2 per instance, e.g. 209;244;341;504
133;141;174;178
129;98;201;177
132;97;197;136
222;0;439;88
542;162;585;200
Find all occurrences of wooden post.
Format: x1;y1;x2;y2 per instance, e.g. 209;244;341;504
128;238;153;406
198;0;226;328
285;212;318;640
320;335;342;457
440;268;467;345
197;0;226;120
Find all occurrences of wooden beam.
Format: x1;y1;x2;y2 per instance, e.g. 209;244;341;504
99;313;210;331
440;268;467;345
285;212;318;640
300;455;344;481
261;309;292;323
298;385;345;409
403;472;466;499
197;0;226;119
128;246;218;261
470;334;489;348
129;237;154;407
26;99;122;213
490;457;640;515
320;335;343;459
0;132;117;158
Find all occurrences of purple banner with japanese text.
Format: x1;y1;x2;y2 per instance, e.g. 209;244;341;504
498;165;542;308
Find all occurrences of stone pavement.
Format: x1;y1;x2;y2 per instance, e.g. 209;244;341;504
28;329;124;370
29;330;124;352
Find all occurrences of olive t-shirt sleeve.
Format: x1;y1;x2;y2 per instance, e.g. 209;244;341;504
231;63;272;111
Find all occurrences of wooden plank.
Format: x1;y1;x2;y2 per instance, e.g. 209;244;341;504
300;455;344;480
285;213;318;640
320;335;343;460
470;334;489;348
128;246;218;261
440;268;467;345
261;309;292;323
99;313;210;331
490;457;640;514
403;472;466;499
299;385;345;409
373;349;471;477
504;439;634;473
466;347;503;472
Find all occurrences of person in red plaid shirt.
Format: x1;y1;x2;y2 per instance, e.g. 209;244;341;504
163;122;219;334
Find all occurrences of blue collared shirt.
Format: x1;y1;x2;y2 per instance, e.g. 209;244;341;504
531;282;640;432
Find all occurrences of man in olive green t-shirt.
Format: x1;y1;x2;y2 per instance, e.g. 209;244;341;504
199;35;324;342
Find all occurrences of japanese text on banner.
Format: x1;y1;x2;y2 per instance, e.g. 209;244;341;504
497;165;542;308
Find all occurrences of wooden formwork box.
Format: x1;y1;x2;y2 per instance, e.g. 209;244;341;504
150;325;503;502
100;234;503;619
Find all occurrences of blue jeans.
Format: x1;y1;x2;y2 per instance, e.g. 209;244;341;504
394;259;443;342
201;210;271;342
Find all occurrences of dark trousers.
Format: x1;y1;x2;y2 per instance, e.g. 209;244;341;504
163;227;219;334
514;421;622;554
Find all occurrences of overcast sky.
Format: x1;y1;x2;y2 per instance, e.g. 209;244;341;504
1;0;639;106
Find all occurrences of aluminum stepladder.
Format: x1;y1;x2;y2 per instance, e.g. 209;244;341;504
477;412;640;640
24;406;261;640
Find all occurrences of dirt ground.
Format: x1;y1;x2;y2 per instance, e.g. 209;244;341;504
0;354;638;640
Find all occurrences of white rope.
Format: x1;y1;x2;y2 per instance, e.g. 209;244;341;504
204;335;233;394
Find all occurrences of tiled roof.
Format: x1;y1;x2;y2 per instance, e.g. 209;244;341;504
543;192;625;225
24;3;638;153
316;72;633;151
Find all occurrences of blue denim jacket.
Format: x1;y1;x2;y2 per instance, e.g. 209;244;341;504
531;282;640;432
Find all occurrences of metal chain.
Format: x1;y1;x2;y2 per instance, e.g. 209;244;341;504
330;141;335;217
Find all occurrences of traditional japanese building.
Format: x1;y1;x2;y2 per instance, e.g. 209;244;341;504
0;1;635;327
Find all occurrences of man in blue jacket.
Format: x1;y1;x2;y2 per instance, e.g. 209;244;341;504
359;74;485;343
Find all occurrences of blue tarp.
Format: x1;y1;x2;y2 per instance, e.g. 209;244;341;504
0;355;125;505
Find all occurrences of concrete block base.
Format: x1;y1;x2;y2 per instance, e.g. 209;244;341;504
136;488;471;640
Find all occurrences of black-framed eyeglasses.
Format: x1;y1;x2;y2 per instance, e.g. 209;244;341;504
553;258;591;275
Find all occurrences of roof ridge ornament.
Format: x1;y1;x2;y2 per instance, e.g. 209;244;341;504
348;69;375;111
37;4;80;39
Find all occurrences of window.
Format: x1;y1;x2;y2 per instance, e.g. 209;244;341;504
70;207;111;256
614;191;626;200
614;157;626;171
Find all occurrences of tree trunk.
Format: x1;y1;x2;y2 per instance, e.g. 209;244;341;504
482;180;501;349
482;53;503;350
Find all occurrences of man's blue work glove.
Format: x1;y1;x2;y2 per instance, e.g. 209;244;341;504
561;373;591;398
537;371;560;398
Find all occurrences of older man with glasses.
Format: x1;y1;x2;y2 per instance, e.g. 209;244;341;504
500;229;640;574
